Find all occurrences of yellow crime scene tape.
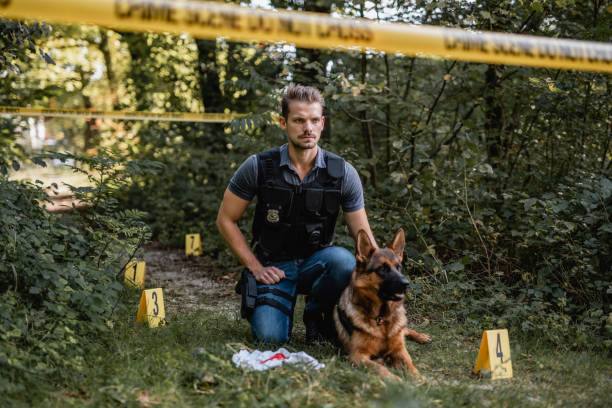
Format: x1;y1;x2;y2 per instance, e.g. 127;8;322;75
1;0;611;73
0;106;243;122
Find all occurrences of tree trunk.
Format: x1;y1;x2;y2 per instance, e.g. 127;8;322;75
384;53;391;173
195;39;225;114
484;64;504;167
360;52;376;188
82;94;97;151
98;29;120;110
601;77;611;170
359;1;376;188
121;32;153;111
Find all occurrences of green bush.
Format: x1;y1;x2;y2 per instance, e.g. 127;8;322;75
119;120;279;257
507;171;611;346
380;168;612;349
119;115;611;349
0;150;159;397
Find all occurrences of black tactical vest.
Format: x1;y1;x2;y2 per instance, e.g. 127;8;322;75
252;147;345;262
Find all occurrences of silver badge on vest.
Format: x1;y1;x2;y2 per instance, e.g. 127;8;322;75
266;209;280;223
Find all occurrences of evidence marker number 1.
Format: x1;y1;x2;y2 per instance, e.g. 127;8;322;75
124;260;146;288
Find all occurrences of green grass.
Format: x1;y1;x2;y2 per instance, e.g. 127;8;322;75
16;291;612;408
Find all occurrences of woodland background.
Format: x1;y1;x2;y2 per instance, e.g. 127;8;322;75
1;0;611;399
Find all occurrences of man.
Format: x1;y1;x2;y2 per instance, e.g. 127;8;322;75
216;84;376;344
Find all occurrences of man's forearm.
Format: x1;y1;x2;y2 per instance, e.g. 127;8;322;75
216;188;285;284
344;208;378;248
216;218;262;272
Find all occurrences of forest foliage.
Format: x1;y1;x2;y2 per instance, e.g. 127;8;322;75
1;0;611;395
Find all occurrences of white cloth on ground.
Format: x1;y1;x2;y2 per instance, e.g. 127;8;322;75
231;347;325;371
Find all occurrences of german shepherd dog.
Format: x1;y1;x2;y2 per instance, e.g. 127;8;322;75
333;229;431;379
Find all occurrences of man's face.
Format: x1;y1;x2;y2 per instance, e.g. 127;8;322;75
279;101;325;151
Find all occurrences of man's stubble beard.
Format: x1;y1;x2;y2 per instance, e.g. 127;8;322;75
289;135;318;151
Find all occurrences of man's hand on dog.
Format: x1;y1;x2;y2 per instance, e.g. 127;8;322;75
252;266;286;285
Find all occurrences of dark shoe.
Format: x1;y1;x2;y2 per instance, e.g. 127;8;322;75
304;310;338;343
303;310;325;343
320;311;338;344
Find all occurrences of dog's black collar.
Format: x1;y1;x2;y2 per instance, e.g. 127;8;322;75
337;304;387;331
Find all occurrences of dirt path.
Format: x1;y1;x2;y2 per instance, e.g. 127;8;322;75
45;185;89;213
140;243;241;319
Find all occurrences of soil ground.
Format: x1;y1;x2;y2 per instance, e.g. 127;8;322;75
137;242;315;342
140;243;241;318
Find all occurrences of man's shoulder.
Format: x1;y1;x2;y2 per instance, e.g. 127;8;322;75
319;147;346;179
255;146;283;162
321;148;343;161
257;146;281;155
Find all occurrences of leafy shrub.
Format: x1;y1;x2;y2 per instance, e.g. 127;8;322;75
0;20;53;73
119;113;611;349
506;171;611;346
118;120;277;258
381;167;612;349
0;150;159;396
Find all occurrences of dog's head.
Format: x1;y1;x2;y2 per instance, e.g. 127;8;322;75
354;229;409;301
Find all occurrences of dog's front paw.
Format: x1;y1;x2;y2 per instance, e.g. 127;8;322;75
405;329;432;343
414;333;432;344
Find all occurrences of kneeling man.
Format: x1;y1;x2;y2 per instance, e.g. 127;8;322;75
216;84;376;343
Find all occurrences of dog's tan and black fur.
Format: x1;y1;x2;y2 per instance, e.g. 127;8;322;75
333;229;431;378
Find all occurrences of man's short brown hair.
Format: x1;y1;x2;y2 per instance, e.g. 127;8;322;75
281;84;325;119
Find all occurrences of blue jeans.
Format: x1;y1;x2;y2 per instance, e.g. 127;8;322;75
249;246;355;344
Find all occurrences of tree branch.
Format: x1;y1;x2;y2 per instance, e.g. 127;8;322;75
408;102;479;183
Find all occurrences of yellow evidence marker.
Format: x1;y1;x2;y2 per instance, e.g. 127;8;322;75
473;329;513;379
136;288;166;328
185;233;203;256
123;260;146;288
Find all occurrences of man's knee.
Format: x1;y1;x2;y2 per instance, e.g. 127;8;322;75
310;247;355;299
250;306;291;344
252;326;290;344
325;246;356;279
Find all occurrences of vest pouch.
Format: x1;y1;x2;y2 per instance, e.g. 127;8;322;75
305;222;324;247
324;190;340;215
304;189;324;216
258;224;287;254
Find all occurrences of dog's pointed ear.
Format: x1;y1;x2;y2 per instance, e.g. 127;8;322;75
356;229;375;264
390;229;405;261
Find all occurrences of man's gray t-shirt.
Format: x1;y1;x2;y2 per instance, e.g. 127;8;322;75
228;144;364;212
